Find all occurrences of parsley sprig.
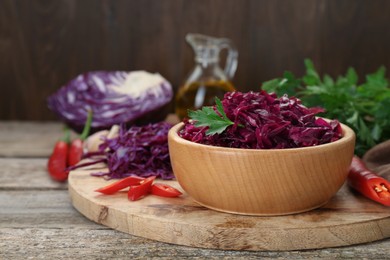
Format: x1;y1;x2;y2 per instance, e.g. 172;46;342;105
188;97;237;135
262;59;390;156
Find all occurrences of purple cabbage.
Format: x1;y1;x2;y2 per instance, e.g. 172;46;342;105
47;71;173;133
81;122;173;180
179;91;342;149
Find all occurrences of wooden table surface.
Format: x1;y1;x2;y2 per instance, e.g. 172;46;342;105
1;121;390;259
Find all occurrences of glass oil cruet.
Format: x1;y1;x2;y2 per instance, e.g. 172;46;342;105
175;33;238;119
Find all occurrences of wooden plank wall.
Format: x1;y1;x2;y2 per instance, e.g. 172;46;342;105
1;0;389;120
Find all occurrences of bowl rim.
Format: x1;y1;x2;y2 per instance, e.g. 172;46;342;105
168;119;356;154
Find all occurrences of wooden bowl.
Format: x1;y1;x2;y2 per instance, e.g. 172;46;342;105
168;122;356;216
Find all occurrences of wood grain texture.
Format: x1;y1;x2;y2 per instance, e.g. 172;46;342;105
0;121;63;157
2;227;390;259
0;122;389;258
1;0;390;120
2;188;390;259
0;158;67;190
68;168;390;251
168;122;355;216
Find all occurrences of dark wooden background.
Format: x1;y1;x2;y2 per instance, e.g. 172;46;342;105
1;0;389;121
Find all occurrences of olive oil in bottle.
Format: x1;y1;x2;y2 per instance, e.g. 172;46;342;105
175;33;238;119
175;80;235;120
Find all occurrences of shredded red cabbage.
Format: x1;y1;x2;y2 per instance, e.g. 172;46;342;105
80;122;173;180
179;91;342;149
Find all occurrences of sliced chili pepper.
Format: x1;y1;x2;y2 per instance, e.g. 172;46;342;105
348;156;390;206
128;176;156;201
68;110;93;166
47;128;70;182
95;176;145;195
151;183;182;198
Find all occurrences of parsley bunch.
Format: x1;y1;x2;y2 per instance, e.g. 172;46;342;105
262;59;390;156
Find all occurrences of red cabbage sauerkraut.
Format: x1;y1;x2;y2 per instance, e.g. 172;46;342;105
79;122;173;180
179;91;342;149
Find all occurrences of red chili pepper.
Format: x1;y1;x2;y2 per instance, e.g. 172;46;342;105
95;176;145;195
68;139;83;167
151;183;182;198
128;176;156;201
348;156;390;206
47;128;70;182
68;110;93;166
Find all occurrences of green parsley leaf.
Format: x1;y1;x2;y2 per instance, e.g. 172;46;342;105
187;97;235;135
262;71;301;97
261;58;390;156
346;67;358;85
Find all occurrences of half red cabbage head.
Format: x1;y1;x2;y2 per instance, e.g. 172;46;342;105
179;91;343;149
47;71;173;133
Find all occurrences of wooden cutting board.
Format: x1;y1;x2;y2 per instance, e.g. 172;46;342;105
68;167;390;251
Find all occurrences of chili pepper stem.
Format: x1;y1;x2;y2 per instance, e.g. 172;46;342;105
80;110;93;141
62;126;71;143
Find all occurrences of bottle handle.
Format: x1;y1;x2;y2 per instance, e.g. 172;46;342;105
220;40;238;80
